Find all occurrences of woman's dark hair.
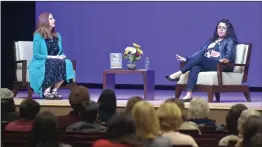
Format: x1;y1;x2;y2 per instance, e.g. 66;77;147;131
211;19;238;43
30;111;59;147
80;101;99;123
106;112;142;147
226;104;248;135
241;116;262;147
20;99;40;120
97;89;117;123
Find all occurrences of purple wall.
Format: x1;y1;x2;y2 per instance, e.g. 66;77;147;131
36;2;262;87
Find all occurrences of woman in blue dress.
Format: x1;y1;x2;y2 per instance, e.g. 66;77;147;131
165;19;238;102
29;12;75;100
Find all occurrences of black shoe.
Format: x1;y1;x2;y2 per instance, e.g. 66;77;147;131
51;91;63;100
165;75;179;81
181;97;193;102
43;93;56;100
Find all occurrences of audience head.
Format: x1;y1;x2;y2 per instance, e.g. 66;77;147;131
30;111;59;147
188;97;209;120
131;101;160;140
69;86;90;113
35;12;57;39
1;88;16;120
80;101;99;123
165;98;187;121
20;99;40;120
125;96;143;114
240;116;262;147
211;19;238;43
106;112;141;146
157;102;183;132
226;104;248;135
238;109;261;137
97;89;117;123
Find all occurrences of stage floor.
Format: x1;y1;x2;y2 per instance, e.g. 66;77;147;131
14;89;262;110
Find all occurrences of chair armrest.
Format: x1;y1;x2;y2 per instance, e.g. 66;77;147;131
216;63;248;87
14;60;27;84
70;60;76;71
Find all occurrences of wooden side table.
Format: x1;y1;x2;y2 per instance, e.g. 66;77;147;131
103;69;155;100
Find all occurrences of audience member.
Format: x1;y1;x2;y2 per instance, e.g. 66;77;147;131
236;116;262;147
57;86;90;130
218;104;248;146
1;88;20;121
165;98;187;121
30;111;71;147
66;101;106;133
131;101;172;147
6;99;40;132
156;102;198;147
187;97;216;127
97;89;117;124
124;96;143;114
164;98;200;133
237;109;261;138
92;112;142;147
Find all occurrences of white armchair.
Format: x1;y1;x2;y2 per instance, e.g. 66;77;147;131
175;43;252;102
13;41;77;98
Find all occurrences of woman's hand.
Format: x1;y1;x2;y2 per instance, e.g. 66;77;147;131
176;54;186;62
219;58;229;63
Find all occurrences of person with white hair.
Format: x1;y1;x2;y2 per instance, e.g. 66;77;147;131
187;97;216;127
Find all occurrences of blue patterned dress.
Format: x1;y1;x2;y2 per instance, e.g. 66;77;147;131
42;37;66;91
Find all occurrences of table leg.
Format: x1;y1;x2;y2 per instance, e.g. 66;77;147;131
143;70;155;100
103;73;115;90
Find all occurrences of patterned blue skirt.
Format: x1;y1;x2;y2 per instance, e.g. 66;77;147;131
42;59;66;91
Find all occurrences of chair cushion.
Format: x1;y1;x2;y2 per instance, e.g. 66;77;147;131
233;44;249;73
16;69;29;82
177;71;243;86
15;41;33;69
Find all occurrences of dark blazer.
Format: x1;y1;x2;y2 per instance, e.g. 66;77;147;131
186;37;237;63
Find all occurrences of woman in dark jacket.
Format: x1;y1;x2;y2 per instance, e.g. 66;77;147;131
166;19;238;102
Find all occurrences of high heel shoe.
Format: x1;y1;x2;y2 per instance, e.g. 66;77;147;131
165;75;179;81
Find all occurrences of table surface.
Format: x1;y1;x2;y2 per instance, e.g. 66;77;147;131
104;69;154;74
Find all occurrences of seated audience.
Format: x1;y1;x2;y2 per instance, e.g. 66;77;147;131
97;89;117;124
236;116;262;147
218;104;248;146
5;99;40;132
165;98;187;121
187;97;216;127
156;102;198;147
124;96;143;114
131;101;172;147
237;109;261;138
57;86;90;131
30;111;71;147
164;98;200;133
92;112;142;147
1;88;20;121
66;101;106;133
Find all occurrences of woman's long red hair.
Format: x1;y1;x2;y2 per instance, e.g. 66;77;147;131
34;12;58;39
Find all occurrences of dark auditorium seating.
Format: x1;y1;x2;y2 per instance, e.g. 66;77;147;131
2;131;106;147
